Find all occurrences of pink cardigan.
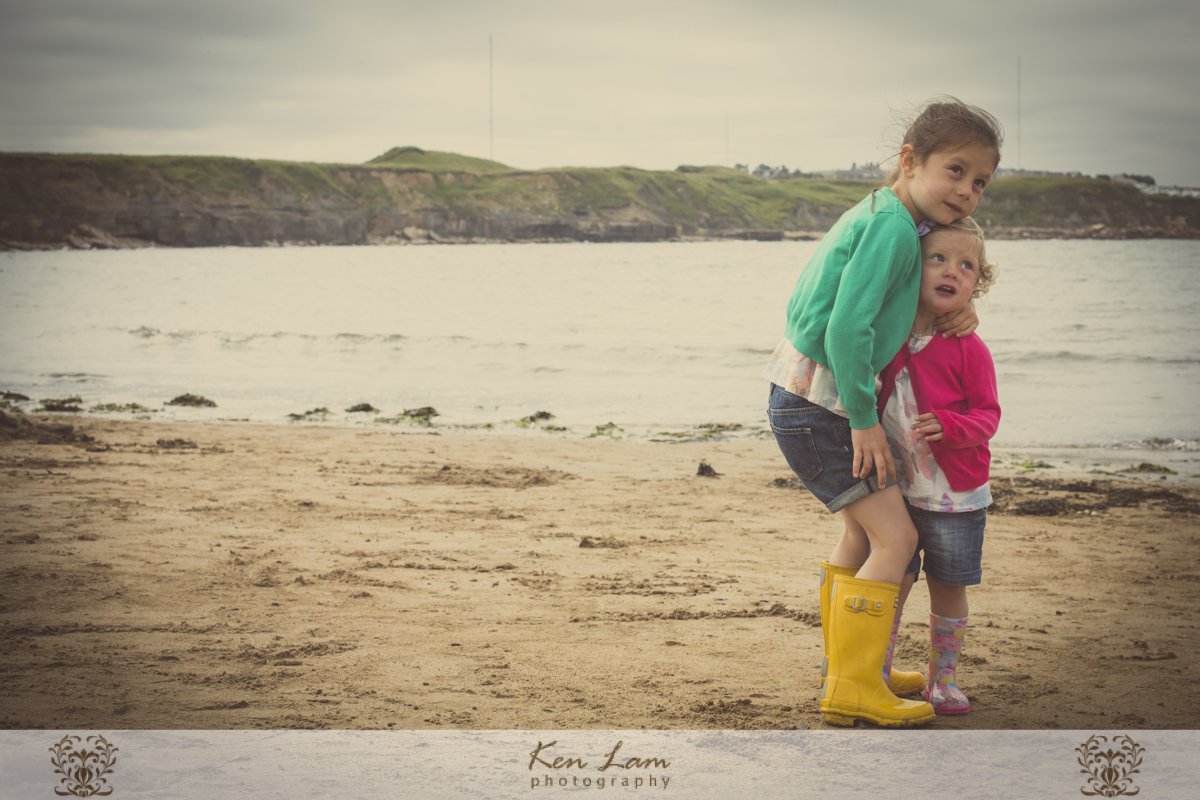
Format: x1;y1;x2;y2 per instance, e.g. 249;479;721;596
876;333;1000;492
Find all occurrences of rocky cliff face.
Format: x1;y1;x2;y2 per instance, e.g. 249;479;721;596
2;154;1197;249
0;156;726;248
1;156;370;247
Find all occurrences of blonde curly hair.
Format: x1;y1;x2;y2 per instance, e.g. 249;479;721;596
926;216;997;299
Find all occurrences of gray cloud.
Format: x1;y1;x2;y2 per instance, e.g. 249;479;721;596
1;0;1197;184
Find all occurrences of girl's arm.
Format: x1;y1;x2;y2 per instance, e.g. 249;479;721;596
935;302;978;338
851;424;898;487
925;340;1000;448
825;213;920;431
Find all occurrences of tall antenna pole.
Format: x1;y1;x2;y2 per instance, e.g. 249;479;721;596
489;35;495;160
725;112;730;166
1017;55;1022;171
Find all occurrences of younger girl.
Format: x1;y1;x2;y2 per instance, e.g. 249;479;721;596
877;217;1000;715
764;98;1002;727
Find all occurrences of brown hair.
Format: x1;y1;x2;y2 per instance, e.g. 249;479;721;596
926;216;997;299
885;96;1004;183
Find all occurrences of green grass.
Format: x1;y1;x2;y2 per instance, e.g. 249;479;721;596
367;146;512;174
1;151;873;230
978;176;1152;228
5;150;1198;238
0;152;351;203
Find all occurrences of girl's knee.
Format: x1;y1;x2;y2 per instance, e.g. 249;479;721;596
928;577;968;607
880;524;918;554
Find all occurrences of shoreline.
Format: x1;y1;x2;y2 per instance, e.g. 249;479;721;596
5;405;1198;484
4;225;1199;251
2;413;1199;730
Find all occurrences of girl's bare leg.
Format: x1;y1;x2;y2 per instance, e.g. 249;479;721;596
833;513;918;602
837;494;923;694
927;576;969;618
840;484;919;585
897;570;916;608
829;516;870;569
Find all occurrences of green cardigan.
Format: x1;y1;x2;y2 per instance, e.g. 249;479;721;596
783;188;920;429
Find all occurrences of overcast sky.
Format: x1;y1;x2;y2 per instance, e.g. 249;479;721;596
2;0;1197;185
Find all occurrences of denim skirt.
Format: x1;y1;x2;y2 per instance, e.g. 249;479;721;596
906;503;987;586
767;383;881;513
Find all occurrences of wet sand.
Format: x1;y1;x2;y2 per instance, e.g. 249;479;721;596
2;412;1198;729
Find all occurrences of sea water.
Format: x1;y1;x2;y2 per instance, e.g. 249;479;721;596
1;240;1197;476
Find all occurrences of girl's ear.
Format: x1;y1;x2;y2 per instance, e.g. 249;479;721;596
899;144;918;178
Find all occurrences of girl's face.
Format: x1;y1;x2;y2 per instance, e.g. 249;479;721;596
903;142;997;226
919;228;982;316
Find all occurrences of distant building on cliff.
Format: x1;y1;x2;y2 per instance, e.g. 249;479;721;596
995;167;1086;179
738;161;883;181
822;162;886;181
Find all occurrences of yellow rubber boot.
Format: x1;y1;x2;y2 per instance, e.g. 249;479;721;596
820;574;935;727
819;562;924;696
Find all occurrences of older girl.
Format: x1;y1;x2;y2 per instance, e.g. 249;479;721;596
764;97;1002;727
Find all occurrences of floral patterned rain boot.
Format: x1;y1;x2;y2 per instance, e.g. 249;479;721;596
925;613;971;715
883;604;925;696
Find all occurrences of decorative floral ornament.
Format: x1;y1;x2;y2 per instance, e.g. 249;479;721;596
49;735;119;797
1076;735;1144;798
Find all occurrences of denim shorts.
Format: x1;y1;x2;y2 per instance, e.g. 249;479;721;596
906;503;987;586
767;383;881;513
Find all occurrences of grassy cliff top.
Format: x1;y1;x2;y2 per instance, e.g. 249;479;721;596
366;146;513;174
3;149;1196;236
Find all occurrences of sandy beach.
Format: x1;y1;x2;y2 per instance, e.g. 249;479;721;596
2;410;1198;730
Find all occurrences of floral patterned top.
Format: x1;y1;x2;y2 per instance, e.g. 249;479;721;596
880;333;992;512
762;338;881;418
